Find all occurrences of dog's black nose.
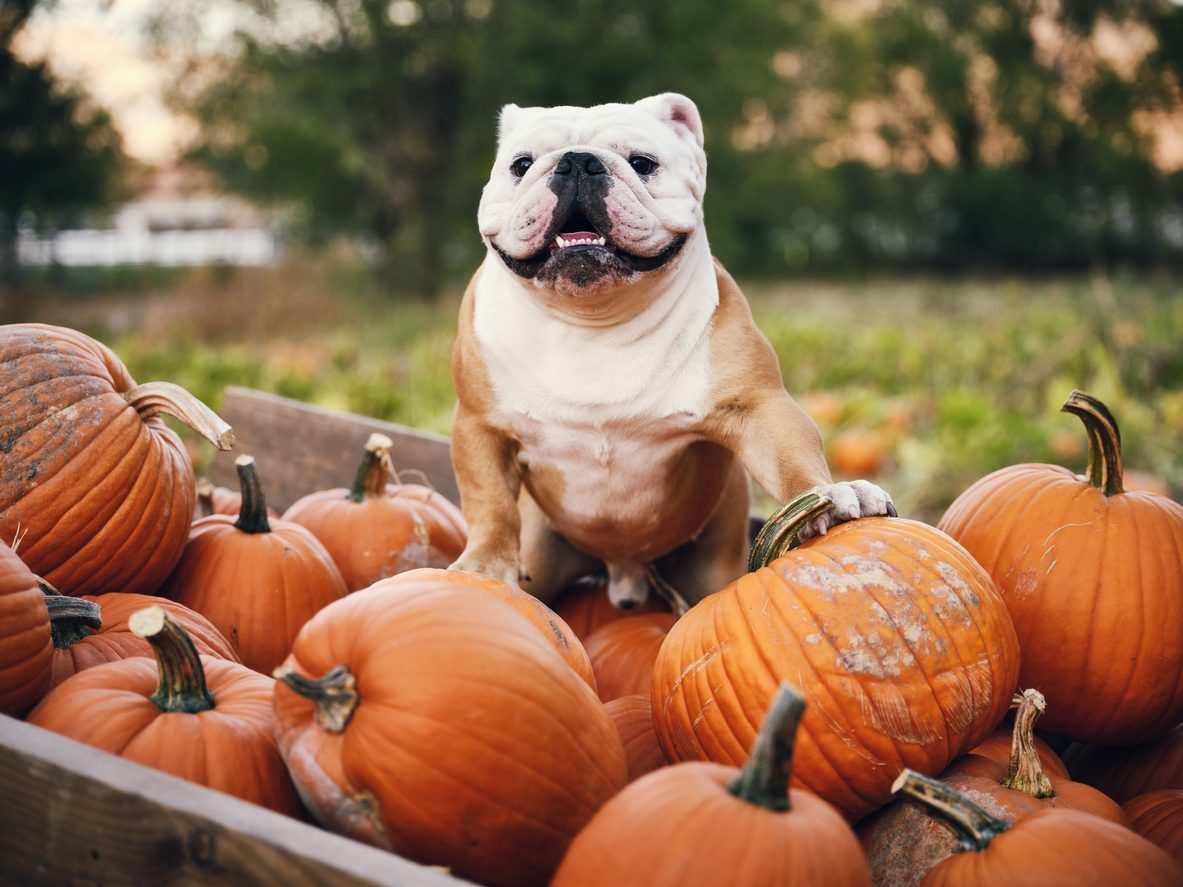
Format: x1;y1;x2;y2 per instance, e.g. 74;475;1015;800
554;152;606;177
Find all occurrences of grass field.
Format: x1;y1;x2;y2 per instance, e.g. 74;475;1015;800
16;257;1183;523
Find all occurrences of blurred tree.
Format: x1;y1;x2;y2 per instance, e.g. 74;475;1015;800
0;0;128;294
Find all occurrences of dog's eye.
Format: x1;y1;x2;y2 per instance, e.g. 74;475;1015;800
510;157;534;178
629;155;657;176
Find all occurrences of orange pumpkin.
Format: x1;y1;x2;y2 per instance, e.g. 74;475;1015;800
272;579;628;887
604;694;667;783
1063;724;1183;804
859;689;1131;887
27;605;303;817
0;540;53;716
938;391;1183;744
281;433;467;591
551;684;873;886
0;324;233;597
196;476;278;519
891;769;1183;886
1123;790;1183;864
653;488;1021;822
550;573;671;642
159;455;348;674
583;612;676;702
373;567;595;690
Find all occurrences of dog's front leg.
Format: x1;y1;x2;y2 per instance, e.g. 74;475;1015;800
447;403;526;586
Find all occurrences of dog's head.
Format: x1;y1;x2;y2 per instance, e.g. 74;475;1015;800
478;93;707;302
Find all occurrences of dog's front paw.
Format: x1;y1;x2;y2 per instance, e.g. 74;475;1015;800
448;550;524;588
796;480;897;542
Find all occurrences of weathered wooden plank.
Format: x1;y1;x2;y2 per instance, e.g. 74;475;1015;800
208;387;459;512
0;714;471;887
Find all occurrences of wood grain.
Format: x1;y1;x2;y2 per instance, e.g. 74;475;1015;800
207;387;460;512
0;714;471;886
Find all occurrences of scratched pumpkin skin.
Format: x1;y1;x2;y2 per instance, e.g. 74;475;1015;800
651;516;1020;823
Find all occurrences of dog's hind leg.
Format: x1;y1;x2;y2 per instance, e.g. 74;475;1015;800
516;488;601;605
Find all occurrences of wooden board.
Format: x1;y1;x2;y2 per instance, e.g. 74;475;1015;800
207;387;460;512
0;714;472;886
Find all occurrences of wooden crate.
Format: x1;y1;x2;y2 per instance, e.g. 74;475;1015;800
0;387;477;886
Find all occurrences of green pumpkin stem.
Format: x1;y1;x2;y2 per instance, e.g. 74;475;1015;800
892;769;1012;853
1001;688;1055;798
274;664;359;733
642;563;689;619
232;455;272;534
1060;390;1123;497
348;433;395;503
124;381;235;451
128;605;216;714
748;488;834;571
726;682;807;812
41;587;103;649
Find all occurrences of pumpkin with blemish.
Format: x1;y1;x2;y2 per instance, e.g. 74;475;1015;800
652;488;1020;822
938;390;1183;744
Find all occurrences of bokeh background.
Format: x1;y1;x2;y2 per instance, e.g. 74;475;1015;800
3;0;1182;520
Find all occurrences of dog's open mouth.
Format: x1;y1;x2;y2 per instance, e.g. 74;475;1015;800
494;209;686;282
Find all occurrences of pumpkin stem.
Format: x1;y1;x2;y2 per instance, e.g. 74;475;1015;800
1000;688;1055;798
232;455;272;534
892;769;1012;853
726;682;806;812
196;477;216;518
124;381;235;451
1060;390;1123;497
41;587;103;649
642;563;689;619
129;605;216;714
348;433;395;503
274;664;359;733
748;488;834;571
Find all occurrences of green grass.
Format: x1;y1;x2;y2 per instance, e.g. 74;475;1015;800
19;259;1183;522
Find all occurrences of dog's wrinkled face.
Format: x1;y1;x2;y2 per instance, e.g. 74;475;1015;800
478;93;708;299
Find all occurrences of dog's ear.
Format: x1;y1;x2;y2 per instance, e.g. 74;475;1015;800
635;93;704;150
497;104;525;149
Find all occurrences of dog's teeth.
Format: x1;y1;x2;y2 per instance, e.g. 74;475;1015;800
556;236;567;248
597;236;605;246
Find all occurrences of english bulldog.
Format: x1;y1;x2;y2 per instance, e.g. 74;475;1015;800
448;93;894;609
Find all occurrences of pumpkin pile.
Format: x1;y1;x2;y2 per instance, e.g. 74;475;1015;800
5;320;1183;885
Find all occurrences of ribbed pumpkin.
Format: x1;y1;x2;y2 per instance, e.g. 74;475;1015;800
0;324;234;597
272;579;627;887
584;612;676;702
1062;724;1183;804
159;455;348;674
550;573;671;642
858;689;1131;887
890;770;1183;886
1123;790;1183;864
551;684;873;887
0;540;53;716
371;567;595;690
938;390;1183;745
653;489;1021;822
27;605;303;817
281;433;467;591
604;693;667;783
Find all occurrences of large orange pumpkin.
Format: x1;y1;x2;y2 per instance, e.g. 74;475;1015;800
159;455;348;674
0;324;234;597
891;769;1183;886
938;390;1183;745
551;684;873;887
27;605;303;817
281;433;467;591
0;540;53;716
1123;790;1183;864
272;579;628;887
653;489;1021;822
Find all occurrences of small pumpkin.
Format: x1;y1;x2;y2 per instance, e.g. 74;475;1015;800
0;540;53;717
373;567;595;690
26;605;303;817
195;476;278;519
890;769;1183;886
1062;724;1183;804
551;683;873;887
1123;790;1183;864
272;579;627;887
0;324;234;597
583;612;676;703
159;455;348;674
550;573;671;643
653;488;1021;822
604;693;667;783
281;433;467;591
938;390;1183;744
